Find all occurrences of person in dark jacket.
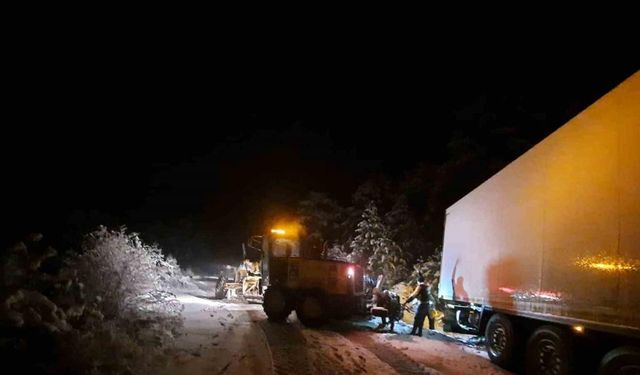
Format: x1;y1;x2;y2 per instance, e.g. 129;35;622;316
371;287;403;331
371;288;390;329
403;275;435;336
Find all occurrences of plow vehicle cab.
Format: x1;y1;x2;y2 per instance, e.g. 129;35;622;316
258;228;366;326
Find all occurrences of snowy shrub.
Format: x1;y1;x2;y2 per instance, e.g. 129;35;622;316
62;320;171;374
164;255;196;290
73;227;183;320
183;267;195;277
1;234;57;292
0;228;186;374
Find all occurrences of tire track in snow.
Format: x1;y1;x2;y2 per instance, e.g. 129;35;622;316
342;330;440;374
249;311;312;375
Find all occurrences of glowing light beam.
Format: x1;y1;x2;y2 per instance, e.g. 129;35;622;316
575;255;639;272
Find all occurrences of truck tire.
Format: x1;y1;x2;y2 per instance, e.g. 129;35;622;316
263;287;291;322
296;293;326;327
214;273;227;299
525;325;571;375
485;313;517;368
598;346;640;375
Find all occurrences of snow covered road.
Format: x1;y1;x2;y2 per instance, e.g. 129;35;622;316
160;294;512;375
159;295;271;375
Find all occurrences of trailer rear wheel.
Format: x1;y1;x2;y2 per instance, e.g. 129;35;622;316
263;287;291;322
485;313;517;368
296;293;326;327
598;346;640;375
525;325;571;375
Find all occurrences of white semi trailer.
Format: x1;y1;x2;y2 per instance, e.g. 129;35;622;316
439;71;639;374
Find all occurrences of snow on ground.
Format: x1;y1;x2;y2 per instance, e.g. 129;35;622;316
372;329;513;375
352;312;510;374
161;295;397;375
159;295;271;375
296;318;398;374
161;286;513;375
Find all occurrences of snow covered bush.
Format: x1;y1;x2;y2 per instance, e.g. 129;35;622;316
164;255;194;289
0;228;185;374
73;227;183;320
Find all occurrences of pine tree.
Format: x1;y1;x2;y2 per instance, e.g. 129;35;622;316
349;201;386;267
350;201;407;284
367;236;407;285
298;191;343;244
324;244;350;262
385;194;423;261
352;176;393;211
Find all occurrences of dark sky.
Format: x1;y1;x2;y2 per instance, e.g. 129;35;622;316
3;44;637;259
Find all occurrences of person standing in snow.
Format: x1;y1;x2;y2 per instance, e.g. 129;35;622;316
403;275;435;336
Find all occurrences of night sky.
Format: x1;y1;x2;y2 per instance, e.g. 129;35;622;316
3;48;637;263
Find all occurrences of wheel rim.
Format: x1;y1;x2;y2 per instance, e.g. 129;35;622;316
536;338;562;375
489;325;507;357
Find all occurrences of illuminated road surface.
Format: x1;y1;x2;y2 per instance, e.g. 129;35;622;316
159;291;511;375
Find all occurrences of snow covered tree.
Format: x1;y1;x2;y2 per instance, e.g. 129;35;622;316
350;201;408;285
410;247;442;295
349;201;385;267
352;176;392;211
367;236;408;286
385;194;424;261
298;191;343;245
324;243;350;262
334;205;361;254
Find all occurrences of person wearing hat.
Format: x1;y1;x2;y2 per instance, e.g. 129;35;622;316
403;274;434;336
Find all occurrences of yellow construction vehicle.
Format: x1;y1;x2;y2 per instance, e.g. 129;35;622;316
244;226;366;326
213;260;262;300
